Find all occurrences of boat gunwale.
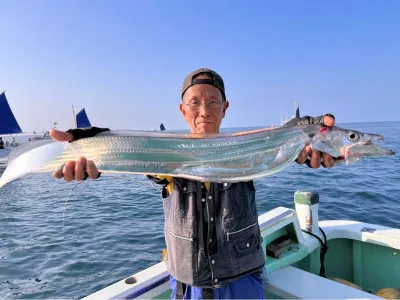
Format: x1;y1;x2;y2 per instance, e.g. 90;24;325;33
82;208;400;300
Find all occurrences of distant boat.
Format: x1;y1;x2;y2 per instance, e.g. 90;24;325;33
32;106;93;142
0;92;22;135
74;107;92;128
281;102;300;126
0;92;23;159
29;121;58;141
153;123;167;132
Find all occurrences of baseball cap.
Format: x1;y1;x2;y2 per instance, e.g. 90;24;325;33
181;68;226;101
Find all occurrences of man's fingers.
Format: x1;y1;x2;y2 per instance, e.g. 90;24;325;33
86;160;100;179
52;164;64;179
49;129;73;142
63;161;76;182
75;157;87;180
295;113;336;169
321;153;335;168
52;158;101;181
309;150;321;168
296;145;312;164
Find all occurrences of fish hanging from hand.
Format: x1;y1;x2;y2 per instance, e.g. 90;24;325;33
0;124;394;187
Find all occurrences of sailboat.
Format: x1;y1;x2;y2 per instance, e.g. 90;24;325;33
0;92;23;160
153;123;167;132
73;106;92;129
28;106;92;142
0;92;23;135
281;102;300;126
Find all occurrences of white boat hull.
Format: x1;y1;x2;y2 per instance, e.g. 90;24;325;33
82;206;400;299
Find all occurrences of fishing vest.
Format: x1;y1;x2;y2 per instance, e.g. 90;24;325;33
153;176;265;288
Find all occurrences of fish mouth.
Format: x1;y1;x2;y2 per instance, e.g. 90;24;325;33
357;132;395;155
347;139;395;157
368;134;384;143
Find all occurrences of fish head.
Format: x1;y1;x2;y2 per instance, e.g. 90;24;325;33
311;126;395;164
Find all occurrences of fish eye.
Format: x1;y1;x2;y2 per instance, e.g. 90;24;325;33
348;131;360;142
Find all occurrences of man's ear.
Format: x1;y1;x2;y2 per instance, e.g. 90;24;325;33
222;101;230;118
179;103;188;122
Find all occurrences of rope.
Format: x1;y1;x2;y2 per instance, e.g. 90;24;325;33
301;227;328;277
63;180;85;231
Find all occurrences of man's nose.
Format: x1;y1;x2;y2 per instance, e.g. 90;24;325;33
199;103;211;116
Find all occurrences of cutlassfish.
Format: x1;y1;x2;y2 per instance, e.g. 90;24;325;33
0;124;394;187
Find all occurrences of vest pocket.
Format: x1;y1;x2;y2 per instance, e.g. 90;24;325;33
234;234;258;254
228;225;264;275
226;221;258;241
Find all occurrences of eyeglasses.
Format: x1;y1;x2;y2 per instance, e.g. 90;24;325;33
184;100;224;110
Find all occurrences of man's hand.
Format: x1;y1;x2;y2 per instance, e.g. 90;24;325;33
49;129;102;181
289;114;336;168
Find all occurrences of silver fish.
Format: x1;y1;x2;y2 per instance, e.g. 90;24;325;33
0;125;394;187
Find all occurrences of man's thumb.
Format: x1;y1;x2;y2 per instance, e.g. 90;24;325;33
49;129;73;142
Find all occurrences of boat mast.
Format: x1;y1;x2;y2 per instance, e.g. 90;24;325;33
72;105;77;129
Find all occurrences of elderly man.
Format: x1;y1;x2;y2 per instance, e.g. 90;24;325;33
50;68;335;299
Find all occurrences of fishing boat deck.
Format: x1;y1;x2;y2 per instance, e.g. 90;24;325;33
265;266;381;299
83;206;400;299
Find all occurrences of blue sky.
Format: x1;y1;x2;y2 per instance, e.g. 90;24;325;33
1;1;399;133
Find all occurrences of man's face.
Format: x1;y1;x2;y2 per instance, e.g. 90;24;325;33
180;80;229;134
